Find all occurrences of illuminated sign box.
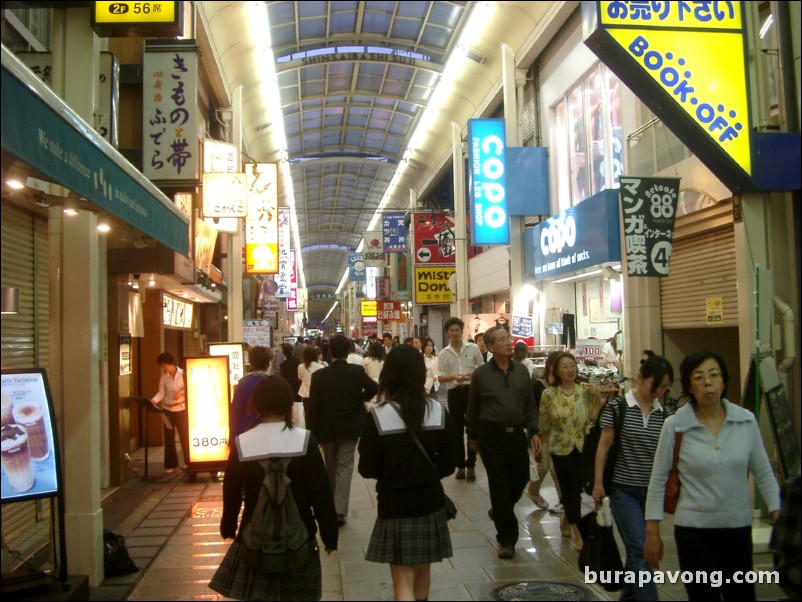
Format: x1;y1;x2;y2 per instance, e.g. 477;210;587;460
92;1;184;37
468;118;509;245
414;266;456;305
361;300;377;317
162;294;193;329
185;356;230;467
209;342;246;401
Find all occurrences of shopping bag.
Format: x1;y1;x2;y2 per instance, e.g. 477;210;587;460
577;511;623;592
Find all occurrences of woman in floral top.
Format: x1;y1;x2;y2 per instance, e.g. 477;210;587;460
539;352;605;550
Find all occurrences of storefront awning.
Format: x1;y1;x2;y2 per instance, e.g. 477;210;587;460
1;46;189;256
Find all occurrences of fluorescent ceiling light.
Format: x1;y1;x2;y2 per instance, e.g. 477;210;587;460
551;269;602;284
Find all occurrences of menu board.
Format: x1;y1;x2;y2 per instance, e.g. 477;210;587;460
1;369;61;502
185;356;230;465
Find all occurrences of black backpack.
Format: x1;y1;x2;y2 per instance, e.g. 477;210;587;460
581;396;626;496
239;457;310;573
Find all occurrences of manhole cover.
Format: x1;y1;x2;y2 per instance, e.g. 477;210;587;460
494;581;591;601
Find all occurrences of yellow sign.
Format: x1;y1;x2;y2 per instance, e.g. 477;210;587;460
360;300;377;317
94;1;177;24
706;296;724;324
245;242;279;274
597;1;750;176
414;266;456;305
186;356;230;465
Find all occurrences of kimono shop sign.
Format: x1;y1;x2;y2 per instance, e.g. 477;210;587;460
414;266;456;305
143;41;199;182
619;176;680;277
376;302;403;322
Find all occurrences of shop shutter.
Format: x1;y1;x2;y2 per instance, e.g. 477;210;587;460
0;202;51;565
660;202;737;329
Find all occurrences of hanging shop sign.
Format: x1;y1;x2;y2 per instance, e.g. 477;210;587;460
619;176;680;277
143;41;199;182
377;301;403;322
382;212;407;253
245;163;279;274
583;1;765;192
349;253;366;281
204;139;238;174
412;213;456;264
364;230;385;268
274;208;292;297
525;189;621;282
360;300;377;317
394;252;410;300
162;293;193;329
202;172;247;218
242;319;273;349
286;250;298;311
92;1;184;37
185;356;230;467
468;118;509;245
512;316;535;348
414;266;456;305
195;218;217;276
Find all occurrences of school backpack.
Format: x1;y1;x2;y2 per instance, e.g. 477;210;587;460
239;457;310;573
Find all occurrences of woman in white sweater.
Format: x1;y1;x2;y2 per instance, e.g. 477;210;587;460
644;349;780;601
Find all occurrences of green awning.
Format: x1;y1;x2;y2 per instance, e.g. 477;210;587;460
1;46;189;256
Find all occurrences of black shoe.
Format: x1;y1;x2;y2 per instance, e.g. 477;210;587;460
497;544;515;559
337;515;346;526
466;467;476;481
455;469;466;480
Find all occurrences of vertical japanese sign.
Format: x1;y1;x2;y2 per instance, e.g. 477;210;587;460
468;118;509;245
143;43;199;181
286;250;298;311
363;230;385;268
274;208;292;298
194;218;217;276
245;163;279;274
619;176;680;277
349;253;366;281
382;211;407;252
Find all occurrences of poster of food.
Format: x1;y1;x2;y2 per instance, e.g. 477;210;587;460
1;369;61;502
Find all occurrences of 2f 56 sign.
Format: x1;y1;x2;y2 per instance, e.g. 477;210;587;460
468;119;509;245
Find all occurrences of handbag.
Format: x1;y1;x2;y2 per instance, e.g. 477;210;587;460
577;511;624;591
664;431;683;514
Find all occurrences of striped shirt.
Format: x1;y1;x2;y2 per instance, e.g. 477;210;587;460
600;391;668;487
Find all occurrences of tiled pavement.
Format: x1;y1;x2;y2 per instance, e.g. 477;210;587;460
95;445;786;601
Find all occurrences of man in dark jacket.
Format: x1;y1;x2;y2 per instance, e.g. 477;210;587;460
307;334;378;526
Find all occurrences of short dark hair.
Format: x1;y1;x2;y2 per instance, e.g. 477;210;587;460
638;350;674;395
680;349;729;404
474;332;485;342
483;326;506;346
156;352;175;366
248;346;272;371
444;317;464;332
249;376;294;429
329;334;350;359
513;341;529;361
382;332;393;342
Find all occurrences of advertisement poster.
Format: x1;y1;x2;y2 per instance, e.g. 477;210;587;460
382;211;407;253
1;370;60;502
512;315;535;347
574;339;605;362
185;356;230;465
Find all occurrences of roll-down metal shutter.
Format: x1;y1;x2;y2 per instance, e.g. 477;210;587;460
660;201;737;329
1;202;51;559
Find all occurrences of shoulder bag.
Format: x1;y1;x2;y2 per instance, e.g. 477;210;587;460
663;431;683;514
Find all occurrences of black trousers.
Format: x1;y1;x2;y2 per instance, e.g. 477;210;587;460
163;408;189;469
478;421;529;546
551;448;583;525
448;386;475;469
674;525;755;601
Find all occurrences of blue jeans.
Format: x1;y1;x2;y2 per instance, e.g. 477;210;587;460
610;483;658;601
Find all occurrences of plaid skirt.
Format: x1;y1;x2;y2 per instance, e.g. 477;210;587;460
366;508;453;564
208;538;321;601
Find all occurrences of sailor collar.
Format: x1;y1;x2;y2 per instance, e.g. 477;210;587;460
371;399;446;435
236;422;310;461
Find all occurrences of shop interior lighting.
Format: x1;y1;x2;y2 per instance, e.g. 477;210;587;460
551;269;603;284
96;215;111;233
1;287;20;314
5;164;29;190
148;278;156;287
63;197;79;216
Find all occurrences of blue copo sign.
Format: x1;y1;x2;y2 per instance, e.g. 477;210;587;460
468;119;509;245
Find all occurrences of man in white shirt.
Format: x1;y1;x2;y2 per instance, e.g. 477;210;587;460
437;317;484;481
151;352;189;474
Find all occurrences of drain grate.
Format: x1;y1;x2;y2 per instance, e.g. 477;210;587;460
494;581;591;601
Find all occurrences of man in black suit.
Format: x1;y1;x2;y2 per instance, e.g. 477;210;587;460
307;334;378;526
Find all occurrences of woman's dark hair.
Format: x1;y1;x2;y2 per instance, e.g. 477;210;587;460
377;344;427;437
513;341;529;362
537;350;562;386
550;351;577;387
423;337;437;356
639;350;674;394
367;341;386;361
156;352;176;366
249;376;295;429
302;345;317;367
679;349;729;404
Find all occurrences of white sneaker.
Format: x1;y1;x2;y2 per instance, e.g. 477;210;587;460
529;493;550;509
549;503;564;515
